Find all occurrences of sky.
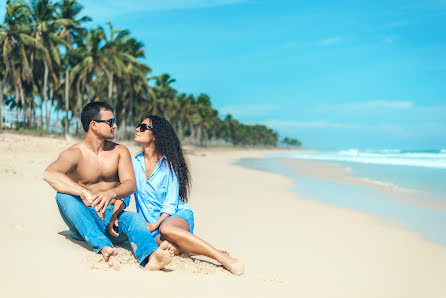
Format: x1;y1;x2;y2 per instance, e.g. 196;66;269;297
1;0;446;149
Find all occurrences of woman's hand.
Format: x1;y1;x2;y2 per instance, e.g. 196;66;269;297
108;199;125;236
108;215;119;237
146;222;156;232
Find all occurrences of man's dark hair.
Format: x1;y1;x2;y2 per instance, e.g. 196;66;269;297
81;102;113;132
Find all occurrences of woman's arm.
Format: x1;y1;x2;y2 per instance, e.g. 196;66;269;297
147;212;170;232
107;199;126;236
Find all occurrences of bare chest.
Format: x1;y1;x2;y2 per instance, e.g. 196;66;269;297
74;151;120;184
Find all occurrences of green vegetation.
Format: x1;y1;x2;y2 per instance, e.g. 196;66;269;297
0;0;296;146
282;137;302;147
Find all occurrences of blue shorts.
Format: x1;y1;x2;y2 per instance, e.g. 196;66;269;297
152;209;195;240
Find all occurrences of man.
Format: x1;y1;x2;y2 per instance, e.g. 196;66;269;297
43;102;174;270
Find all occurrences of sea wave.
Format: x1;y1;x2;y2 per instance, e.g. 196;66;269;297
287;149;446;169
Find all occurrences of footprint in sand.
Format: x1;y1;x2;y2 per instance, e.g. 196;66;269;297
83;247;139;271
1;168;17;176
83;249;227;274
256;273;285;284
10;224;24;231
165;253;223;275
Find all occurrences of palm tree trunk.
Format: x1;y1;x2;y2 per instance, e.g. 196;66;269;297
177;120;184;140
55;110;60;134
113;83;117;114
18;79;25;125
47;85;54;132
107;71;113;105
42;60;49;130
64;68;69;136
0;68;8;129
76;78;82;135
128;82;134;134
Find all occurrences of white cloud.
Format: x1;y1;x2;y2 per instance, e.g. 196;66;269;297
80;0;246;19
263;119;412;136
218;104;280;118
314;37;342;46
263;120;363;129
379;21;409;29
347;100;413;109
320;100;414;111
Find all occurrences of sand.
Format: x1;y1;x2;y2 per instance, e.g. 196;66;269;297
1;132;446;298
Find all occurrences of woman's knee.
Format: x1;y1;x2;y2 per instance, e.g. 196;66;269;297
159;224;181;241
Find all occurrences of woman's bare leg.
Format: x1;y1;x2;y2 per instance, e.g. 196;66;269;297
159;217;244;275
156;234;228;256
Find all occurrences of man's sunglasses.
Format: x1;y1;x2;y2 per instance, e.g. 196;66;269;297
93;118;116;127
136;123;153;132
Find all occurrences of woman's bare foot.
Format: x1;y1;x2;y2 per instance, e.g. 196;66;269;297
146;241;175;271
218;248;229;255
219;254;244;276
100;246;117;262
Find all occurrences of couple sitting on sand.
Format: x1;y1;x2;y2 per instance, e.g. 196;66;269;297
43;102;243;275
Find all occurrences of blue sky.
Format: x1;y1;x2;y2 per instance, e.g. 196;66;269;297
2;0;446;149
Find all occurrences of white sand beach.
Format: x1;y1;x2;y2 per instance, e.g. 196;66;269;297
1;132;446;298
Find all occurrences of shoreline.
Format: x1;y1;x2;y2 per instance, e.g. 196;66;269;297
2;134;446;297
236;154;446;245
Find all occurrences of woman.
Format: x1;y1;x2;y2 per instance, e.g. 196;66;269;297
131;115;244;276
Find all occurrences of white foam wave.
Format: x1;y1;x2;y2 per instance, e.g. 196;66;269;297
288;149;446;169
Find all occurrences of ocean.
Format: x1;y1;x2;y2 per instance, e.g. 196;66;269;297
237;149;446;245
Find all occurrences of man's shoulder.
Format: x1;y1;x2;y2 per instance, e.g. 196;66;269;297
62;144;83;157
54;144;82;164
104;140;132;156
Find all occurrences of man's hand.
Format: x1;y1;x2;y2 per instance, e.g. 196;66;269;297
146;222;156;232
108;215;119;237
80;190;95;206
92;190;115;219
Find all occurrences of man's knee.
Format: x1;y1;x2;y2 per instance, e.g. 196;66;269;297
118;212;147;230
55;193;84;212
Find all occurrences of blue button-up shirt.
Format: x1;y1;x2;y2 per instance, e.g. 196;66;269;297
124;152;191;225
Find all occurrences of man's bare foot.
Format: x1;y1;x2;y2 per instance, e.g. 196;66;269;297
219;254;244;276
100;246;117;262
146;241;175;271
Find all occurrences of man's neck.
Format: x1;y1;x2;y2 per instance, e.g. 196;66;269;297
84;133;106;154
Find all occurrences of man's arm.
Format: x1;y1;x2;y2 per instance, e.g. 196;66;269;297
92;145;136;216
43;148;93;203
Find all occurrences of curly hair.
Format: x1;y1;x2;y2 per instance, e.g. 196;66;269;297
145;115;191;203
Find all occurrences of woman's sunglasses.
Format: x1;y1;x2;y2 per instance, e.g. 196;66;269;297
93;118;116;127
136;123;153;132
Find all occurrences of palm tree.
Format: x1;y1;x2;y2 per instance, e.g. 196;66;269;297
150;72;176;118
70;27;105;119
118;37;150;137
101;21;135;112
27;0;67;130
55;0;90;136
0;0;36;127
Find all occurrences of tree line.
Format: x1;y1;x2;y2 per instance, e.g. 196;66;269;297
0;0;301;147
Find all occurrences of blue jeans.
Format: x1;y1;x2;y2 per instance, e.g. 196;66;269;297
55;192;158;266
